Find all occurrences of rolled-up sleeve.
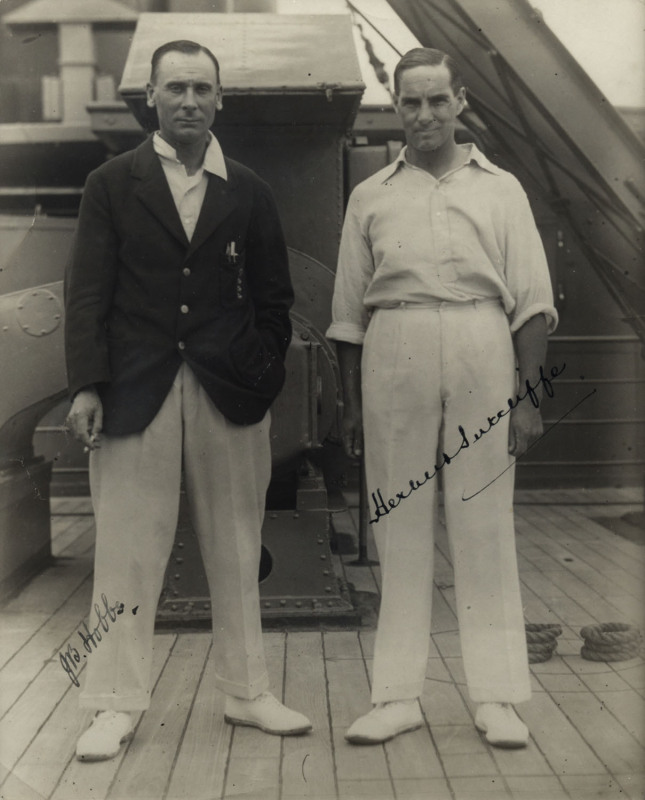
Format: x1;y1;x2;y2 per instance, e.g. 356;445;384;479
326;189;375;345
503;180;558;335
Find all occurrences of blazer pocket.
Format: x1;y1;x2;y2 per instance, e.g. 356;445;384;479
219;251;247;308
229;331;284;394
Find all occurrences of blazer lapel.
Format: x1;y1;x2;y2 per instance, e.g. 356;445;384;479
187;167;240;256
131;138;189;248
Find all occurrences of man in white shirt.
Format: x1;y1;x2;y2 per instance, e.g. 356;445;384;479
65;39;311;761
327;47;558;748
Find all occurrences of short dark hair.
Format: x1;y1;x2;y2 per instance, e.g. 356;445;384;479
393;47;464;96
150;40;221;85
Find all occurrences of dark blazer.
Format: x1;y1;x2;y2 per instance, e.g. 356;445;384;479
65;135;294;433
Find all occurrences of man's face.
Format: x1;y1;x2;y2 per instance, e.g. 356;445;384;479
394;64;465;154
146;50;223;149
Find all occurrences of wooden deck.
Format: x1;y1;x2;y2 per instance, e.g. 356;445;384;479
1;489;643;800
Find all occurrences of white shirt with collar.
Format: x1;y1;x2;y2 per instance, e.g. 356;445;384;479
153;131;227;242
327;142;557;345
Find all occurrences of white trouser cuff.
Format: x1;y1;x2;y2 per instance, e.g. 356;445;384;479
79;692;150;712
216;671;270;700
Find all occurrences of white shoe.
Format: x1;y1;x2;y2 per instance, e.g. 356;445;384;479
345;700;423;744
475;703;529;748
224;692;312;735
76;711;134;761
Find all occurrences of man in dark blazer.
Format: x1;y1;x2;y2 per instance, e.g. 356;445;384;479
65;39;312;762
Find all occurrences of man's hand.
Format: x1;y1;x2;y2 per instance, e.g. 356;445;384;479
341;406;363;460
508;402;543;457
66;387;103;450
510;313;548;458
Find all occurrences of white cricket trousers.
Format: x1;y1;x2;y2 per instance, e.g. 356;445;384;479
79;363;271;711
363;301;531;704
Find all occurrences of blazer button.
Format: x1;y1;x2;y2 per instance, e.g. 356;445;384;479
178;341;186;350
180;304;189;314
182;267;191;277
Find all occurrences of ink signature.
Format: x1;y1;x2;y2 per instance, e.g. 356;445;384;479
369;363;596;523
59;594;127;686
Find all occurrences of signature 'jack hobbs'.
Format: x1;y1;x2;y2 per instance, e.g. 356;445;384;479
59;593;125;686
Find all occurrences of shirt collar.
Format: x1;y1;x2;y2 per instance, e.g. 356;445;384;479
382;142;501;183
153;131;227;181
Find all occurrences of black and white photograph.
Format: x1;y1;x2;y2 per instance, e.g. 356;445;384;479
0;1;643;798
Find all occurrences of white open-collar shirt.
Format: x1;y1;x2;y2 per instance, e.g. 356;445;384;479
327;143;558;345
153;131;227;242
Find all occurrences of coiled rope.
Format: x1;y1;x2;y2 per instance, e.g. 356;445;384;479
580;623;642;662
525;623;563;663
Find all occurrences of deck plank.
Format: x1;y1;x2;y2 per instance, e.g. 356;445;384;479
421;654;472;728
505;775;570;800
518;566;591;627
551;689;645;775
339;556;380;596
0;684;79;800
431;585;459;634
392;777;453;799
324;633;371;728
223;756;281;800
51;516;95;558
164;644;229;800
535;505;645;583
450;775;513;798
384;726;445;782
332;727;392;787
595;689;645;747
281;632;336;798
1;553;93;618
105;634;211;799
0;656;83;779
0;678;79;800
534;505;644;576
488;732;556;779
325;632;392;787
0;612;52;672
615;771;645;800
517;690;608;777
0;577;92;718
560;772;639;799
0;529;95;672
516;517;627;627
50;498;94;516
337;776;394;798
519;570;577;633
541;567;639;626
435;677;501;782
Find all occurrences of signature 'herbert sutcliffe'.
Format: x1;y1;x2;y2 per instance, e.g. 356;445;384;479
369;363;566;523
